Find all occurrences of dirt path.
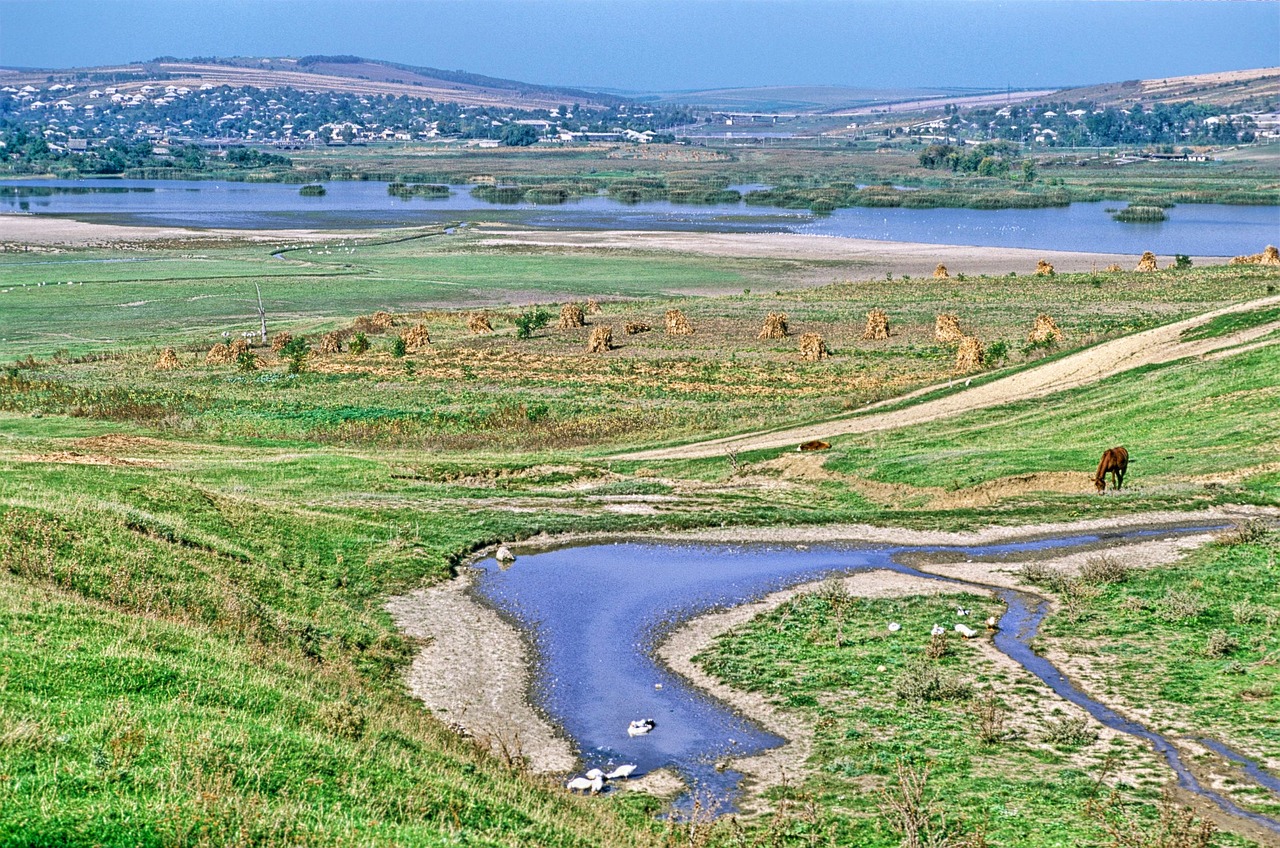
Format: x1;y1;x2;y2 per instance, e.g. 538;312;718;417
619;295;1280;461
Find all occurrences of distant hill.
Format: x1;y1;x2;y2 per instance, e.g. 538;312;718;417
648;85;999;114
0;55;620;111
1049;66;1280;110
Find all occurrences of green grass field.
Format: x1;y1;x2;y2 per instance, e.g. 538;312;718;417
1;237;1277;845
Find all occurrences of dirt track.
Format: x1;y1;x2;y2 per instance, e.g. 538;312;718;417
619;295;1280;461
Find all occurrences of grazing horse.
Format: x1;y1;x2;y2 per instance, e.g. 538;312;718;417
1094;446;1129;492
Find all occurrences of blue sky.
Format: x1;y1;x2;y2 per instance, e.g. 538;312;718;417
2;0;1277;92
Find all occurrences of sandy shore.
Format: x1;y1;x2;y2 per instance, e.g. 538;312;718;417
0;213;401;247
473;225;1231;279
1;215;1231;283
385;507;1272;790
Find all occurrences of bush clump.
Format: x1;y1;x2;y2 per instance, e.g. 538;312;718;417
894;659;971;705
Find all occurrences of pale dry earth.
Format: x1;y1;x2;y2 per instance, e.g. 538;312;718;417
475;225;1224;280
619;294;1280;460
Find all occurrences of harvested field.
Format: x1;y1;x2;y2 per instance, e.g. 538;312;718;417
798;332;828;361
586;325;613;353
935;314;964;344
154;348;181;370
758;312;789;340
558;303;586;329
862;309;890;340
402;323;431;351
955;335;984;371
204;342;232;365
624;321;651;335
1028;314;1064;345
665;308;694;336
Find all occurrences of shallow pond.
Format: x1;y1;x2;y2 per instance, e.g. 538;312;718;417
5;178;1278;255
471;526;1279;831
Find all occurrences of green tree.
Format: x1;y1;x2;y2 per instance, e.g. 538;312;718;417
500;124;540;147
279;336;310;374
1022;159;1037;183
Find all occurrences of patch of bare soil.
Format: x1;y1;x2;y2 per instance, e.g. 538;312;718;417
0;214;392;248
14;451;160;468
753;453;1093;508
620;295;1280;460
385;569;576;775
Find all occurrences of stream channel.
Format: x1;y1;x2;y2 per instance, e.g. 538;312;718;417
469;524;1279;832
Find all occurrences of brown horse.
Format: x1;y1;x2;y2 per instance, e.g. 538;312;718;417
1094;446;1129;492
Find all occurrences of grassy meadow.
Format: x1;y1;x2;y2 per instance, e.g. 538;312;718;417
1;230;1278;846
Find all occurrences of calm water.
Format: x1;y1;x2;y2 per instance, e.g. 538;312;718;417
4;178;1278;255
470;526;1280;828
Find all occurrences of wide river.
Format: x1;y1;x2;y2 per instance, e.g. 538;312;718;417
5;178;1278;255
471;527;1280;832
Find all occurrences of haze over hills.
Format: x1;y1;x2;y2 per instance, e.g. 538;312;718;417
0;55;620;111
4;55;1279;117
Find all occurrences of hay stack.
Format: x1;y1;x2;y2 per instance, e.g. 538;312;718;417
1230;245;1280;266
1035;259;1055;276
1135;251;1159;272
319;332;342;354
862;309;890;340
467;312;493;334
401;323;431;352
934;314;964;344
758;312;789;340
955;336;984;371
371;311;395;330
1104;264;1123;273
665;309;694;336
798;333;828;362
586;298;602;315
1028;314;1063;344
205;342;233;365
558;303;586;329
586;325;613;353
933;263;950;279
625;321;651;335
270;331;292;353
229;338;250;358
155;348;181;370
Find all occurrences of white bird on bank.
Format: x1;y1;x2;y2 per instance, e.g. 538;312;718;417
566;775;603;794
495;545;516;563
585;768;605;781
606;764;637;780
887;622;902;633
954;623;978;639
628;719;656;737
931;624;946;637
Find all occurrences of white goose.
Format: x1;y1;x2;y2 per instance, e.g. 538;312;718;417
627;719;656;737
606;764;637;780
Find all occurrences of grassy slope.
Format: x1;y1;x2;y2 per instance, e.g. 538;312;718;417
0;254;1276;844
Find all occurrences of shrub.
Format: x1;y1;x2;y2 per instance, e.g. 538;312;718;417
514;307;552;340
317;700;365;740
1203;630;1238;658
985;340;1009;365
971;690;1007;745
1079;555;1129;585
1175;254;1193;269
279;336;310;374
1037;715;1096;747
349;332;370;355
390;336;407;358
1157;589;1206;622
235;349;257;372
894;659;971;705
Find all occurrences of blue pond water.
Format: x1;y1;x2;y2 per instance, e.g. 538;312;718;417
5;178;1278;255
471;526;1279;831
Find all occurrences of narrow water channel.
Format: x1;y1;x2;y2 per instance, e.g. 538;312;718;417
469;525;1279;832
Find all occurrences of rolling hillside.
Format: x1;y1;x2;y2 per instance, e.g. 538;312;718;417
0;55;618;111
